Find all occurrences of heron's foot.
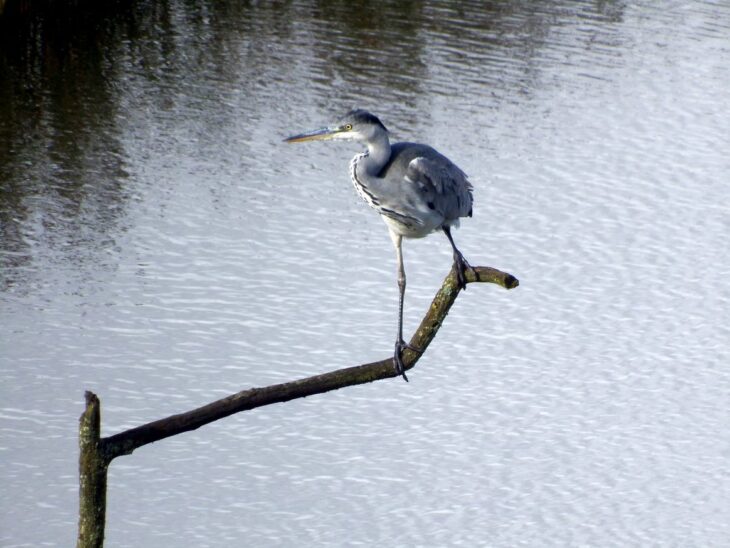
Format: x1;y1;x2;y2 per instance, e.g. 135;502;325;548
393;338;422;382
453;253;475;290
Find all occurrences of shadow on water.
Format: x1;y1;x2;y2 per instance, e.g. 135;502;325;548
0;0;626;292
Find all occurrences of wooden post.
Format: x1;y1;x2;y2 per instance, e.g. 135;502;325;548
77;392;110;548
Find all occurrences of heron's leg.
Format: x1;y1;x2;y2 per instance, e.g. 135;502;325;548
443;225;473;290
390;231;420;381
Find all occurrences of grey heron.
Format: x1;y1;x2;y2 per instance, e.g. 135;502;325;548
285;109;474;381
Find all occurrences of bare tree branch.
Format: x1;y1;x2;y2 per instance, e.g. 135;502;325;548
101;265;518;459
78;264;517;547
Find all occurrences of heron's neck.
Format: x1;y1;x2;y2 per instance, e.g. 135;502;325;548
360;133;391;176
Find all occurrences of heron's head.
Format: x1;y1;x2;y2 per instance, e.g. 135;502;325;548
284;109;388;144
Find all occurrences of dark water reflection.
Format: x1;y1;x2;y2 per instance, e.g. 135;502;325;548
1;0;630;286
1;0;131;287
2;1;730;546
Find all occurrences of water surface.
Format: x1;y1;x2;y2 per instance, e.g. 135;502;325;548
1;1;729;546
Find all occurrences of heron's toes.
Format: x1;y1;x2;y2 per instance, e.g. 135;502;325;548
394;339;421;382
393;351;408;382
454;256;474;290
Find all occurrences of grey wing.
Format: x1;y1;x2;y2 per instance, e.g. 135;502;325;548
405;156;473;222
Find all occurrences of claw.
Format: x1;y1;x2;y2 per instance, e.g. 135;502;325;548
453;253;474;290
393;339;422;382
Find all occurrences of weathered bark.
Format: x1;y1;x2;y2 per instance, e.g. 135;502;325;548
77;392;110;548
77;264;517;546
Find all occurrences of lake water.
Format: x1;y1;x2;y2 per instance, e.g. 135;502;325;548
1;1;729;546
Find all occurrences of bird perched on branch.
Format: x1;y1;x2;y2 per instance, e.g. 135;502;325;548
285;109;474;381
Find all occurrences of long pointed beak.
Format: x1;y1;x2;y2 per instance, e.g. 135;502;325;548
284;126;340;143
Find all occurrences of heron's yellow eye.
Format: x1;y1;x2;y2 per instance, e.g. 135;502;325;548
344;124;353;131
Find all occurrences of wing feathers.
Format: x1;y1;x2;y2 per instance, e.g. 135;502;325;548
406;156;473;220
